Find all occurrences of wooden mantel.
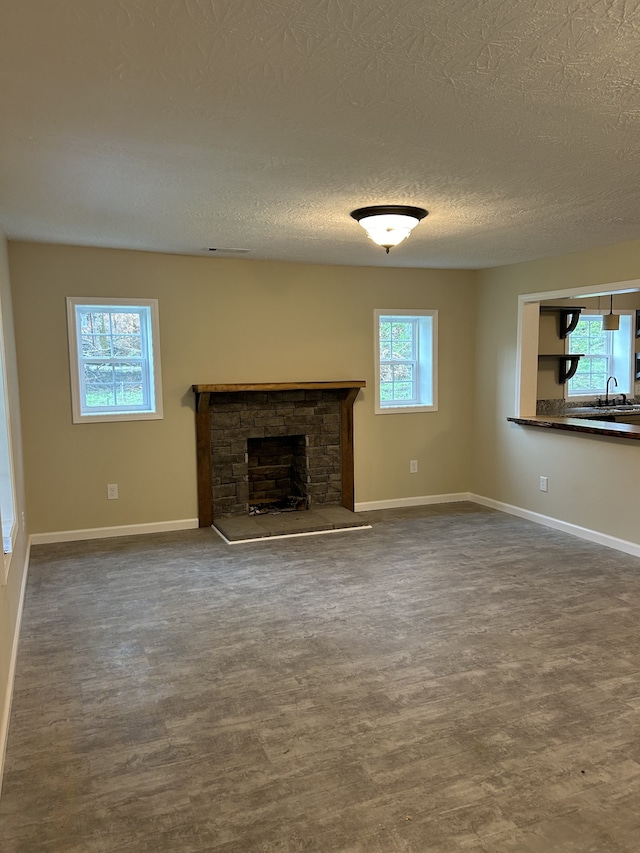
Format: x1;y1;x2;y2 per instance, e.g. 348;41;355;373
192;381;366;527
192;381;366;412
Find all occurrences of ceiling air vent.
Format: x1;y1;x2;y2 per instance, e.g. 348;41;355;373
206;247;250;254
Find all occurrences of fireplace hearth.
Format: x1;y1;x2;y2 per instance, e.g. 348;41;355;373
192;381;365;527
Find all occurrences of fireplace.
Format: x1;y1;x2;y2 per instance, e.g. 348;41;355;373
192;382;365;527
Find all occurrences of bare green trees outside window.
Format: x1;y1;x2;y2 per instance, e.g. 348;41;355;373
66;297;163;423
374;310;438;414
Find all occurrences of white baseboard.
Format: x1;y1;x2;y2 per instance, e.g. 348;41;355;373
0;539;31;796
30;518;199;545
355;492;472;512
470;493;640;558
355;490;640;558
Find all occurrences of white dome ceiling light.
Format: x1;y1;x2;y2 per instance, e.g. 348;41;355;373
350;205;428;253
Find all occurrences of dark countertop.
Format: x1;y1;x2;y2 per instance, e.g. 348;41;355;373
507;415;640;441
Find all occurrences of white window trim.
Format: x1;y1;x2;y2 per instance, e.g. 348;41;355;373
374;309;438;414
66;296;163;424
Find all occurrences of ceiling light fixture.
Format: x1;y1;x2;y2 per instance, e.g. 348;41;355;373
602;293;619;331
350;205;428;253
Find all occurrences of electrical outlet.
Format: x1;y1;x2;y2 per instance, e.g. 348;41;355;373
410;459;418;474
107;483;119;500
539;476;548;492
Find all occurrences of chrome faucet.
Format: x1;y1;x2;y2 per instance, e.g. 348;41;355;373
604;375;618;405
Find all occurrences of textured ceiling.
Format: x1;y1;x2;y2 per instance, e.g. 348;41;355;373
2;0;640;268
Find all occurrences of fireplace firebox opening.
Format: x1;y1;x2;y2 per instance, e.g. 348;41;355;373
247;434;308;515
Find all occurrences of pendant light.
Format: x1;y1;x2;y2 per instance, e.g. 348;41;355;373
350;205;428;253
603;294;619;331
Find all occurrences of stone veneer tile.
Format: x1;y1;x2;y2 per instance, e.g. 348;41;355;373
209;389;346;517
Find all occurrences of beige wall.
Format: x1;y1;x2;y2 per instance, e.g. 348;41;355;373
8;242;477;533
0;230;28;783
475;238;640;544
9;235;640;543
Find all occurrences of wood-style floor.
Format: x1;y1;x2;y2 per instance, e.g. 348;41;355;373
2;503;640;852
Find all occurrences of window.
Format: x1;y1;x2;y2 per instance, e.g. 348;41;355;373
567;313;633;397
0;307;15;574
67;297;163;423
0;352;15;559
374;309;437;414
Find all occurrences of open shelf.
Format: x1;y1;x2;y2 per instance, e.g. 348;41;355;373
540;306;585;338
538;354;584;384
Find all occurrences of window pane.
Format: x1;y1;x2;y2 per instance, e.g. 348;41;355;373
84;362;115;409
380;382;393;401
81;334;112;357
80;311;111;335
571;355;608;393
112;335;143;357
84;384;116;407
111;312;141;334
393;364;413;381
569;317;609;355
118;386;144;405
83;363;113;383
571;375;591;391
391;322;412;340
380;315;417;402
114;359;144;405
394;382;413;400
114;363;143;385
391;341;413;360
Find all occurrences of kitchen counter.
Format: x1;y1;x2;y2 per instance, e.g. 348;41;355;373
508;414;640;441
565;404;640;418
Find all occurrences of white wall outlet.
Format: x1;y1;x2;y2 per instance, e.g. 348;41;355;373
539;476;548;492
410;460;418;474
107;483;119;500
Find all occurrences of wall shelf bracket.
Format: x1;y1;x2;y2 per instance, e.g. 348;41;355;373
538;354;584;384
540;306;585;338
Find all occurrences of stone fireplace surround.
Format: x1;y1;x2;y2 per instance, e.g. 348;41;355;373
192;382;365;527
